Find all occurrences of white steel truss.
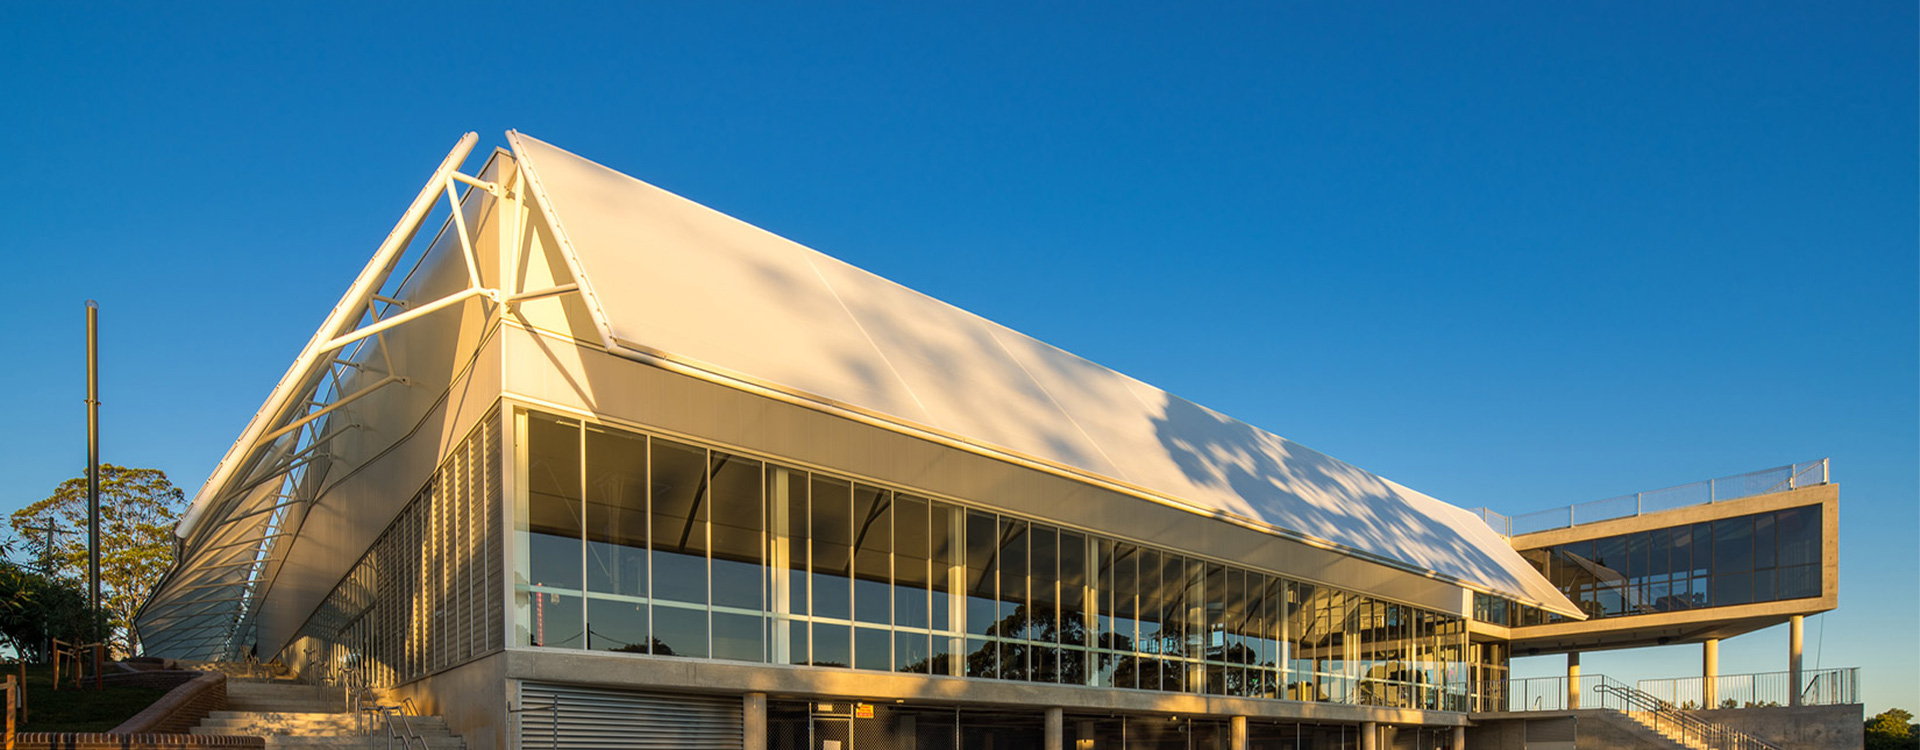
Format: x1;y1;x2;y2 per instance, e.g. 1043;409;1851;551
137;133;565;660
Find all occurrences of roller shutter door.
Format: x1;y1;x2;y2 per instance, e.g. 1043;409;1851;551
518;683;743;750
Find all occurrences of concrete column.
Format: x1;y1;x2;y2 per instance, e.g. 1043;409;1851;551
1703;638;1720;708
1567;651;1581;709
1360;721;1377;750
743;692;767;750
1045;707;1064;750
1229;716;1247;750
1789;615;1805;707
1452;725;1466;750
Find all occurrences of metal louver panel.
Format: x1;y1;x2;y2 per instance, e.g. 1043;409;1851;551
519;683;742;750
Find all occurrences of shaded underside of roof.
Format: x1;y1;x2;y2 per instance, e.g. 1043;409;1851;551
508;131;1581;617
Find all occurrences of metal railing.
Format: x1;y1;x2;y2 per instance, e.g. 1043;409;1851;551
508;698;559;750
1477;674;1638;713
1592;681;1782;750
1475;458;1829;537
377;698;430;750
1637;667;1859;709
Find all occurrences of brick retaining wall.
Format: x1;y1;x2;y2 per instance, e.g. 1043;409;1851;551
108;671;227;735
14;734;264;750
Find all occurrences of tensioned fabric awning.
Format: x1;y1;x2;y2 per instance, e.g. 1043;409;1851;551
507;131;1582;618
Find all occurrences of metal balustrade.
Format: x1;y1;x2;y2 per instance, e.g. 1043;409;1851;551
1475;458;1830;538
1637;667;1859;709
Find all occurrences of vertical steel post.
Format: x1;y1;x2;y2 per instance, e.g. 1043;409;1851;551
85;301;102;667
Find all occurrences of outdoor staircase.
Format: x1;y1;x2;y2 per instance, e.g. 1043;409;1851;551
193;678;465;750
1593;683;1782;750
1610;710;1707;750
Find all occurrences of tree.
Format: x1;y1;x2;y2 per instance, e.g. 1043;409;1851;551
1867;708;1920;750
9;465;185;655
0;545;97;661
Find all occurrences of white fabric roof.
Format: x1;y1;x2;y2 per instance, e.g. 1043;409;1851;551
509;131;1581;617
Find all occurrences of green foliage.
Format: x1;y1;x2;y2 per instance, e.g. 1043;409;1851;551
9;465;185;654
1866;709;1920;750
0;549;99;660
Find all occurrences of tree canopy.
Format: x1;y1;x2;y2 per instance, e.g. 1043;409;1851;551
9;464;185;655
0;544;97;661
1868;709;1920;750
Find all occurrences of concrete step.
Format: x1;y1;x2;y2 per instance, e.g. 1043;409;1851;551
262;737;463;749
196;721;451;736
229;704;349;714
199;725;451;737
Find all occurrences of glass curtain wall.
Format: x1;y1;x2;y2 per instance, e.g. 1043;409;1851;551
1516;507;1822;621
513;410;1469;709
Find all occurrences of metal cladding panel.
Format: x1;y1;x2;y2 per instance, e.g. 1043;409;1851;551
507;131;1578;618
519;683;742;750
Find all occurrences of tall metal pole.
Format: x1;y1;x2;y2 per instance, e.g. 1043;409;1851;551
85;301;101;653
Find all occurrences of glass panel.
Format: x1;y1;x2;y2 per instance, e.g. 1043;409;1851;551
855;626;891;671
1779;564;1819;599
1712;571;1752;607
894;494;931;629
811;475;854;620
1714;517;1754;573
652;604;707;658
965;637;995;678
1161;555;1190;660
786;619;809;666
586;597;649;653
853;484;893;625
585;427;647;598
812;622;850;668
529;591;583;649
650;438;709;605
1753;568;1776;602
1754;513;1777;570
998;518;1029;641
1777;506;1819;567
964;511;998;636
996;518;1029;678
1135;548;1161;661
713;611;764;662
710;452;763;611
1030;524;1059;645
1059;531;1087;651
525;415;582;592
895;629;929;674
1103;541;1133;654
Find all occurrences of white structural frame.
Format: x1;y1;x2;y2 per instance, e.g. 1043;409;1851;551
140;134;573;658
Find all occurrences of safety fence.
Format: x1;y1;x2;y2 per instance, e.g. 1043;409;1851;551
1636;667;1859;709
1475;459;1829;538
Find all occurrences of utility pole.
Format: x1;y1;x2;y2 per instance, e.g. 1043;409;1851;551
37;518;63;577
85;300;102;671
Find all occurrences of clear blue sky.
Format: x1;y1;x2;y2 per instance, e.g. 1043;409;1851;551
4;1;1914;714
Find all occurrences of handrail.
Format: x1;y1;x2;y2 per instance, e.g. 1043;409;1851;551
1594;682;1783;750
1637;667;1859;708
1475;458;1830;537
379;704;430;750
507;698;559;750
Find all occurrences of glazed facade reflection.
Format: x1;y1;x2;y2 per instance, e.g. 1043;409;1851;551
1517;506;1822;622
513;411;1470;710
